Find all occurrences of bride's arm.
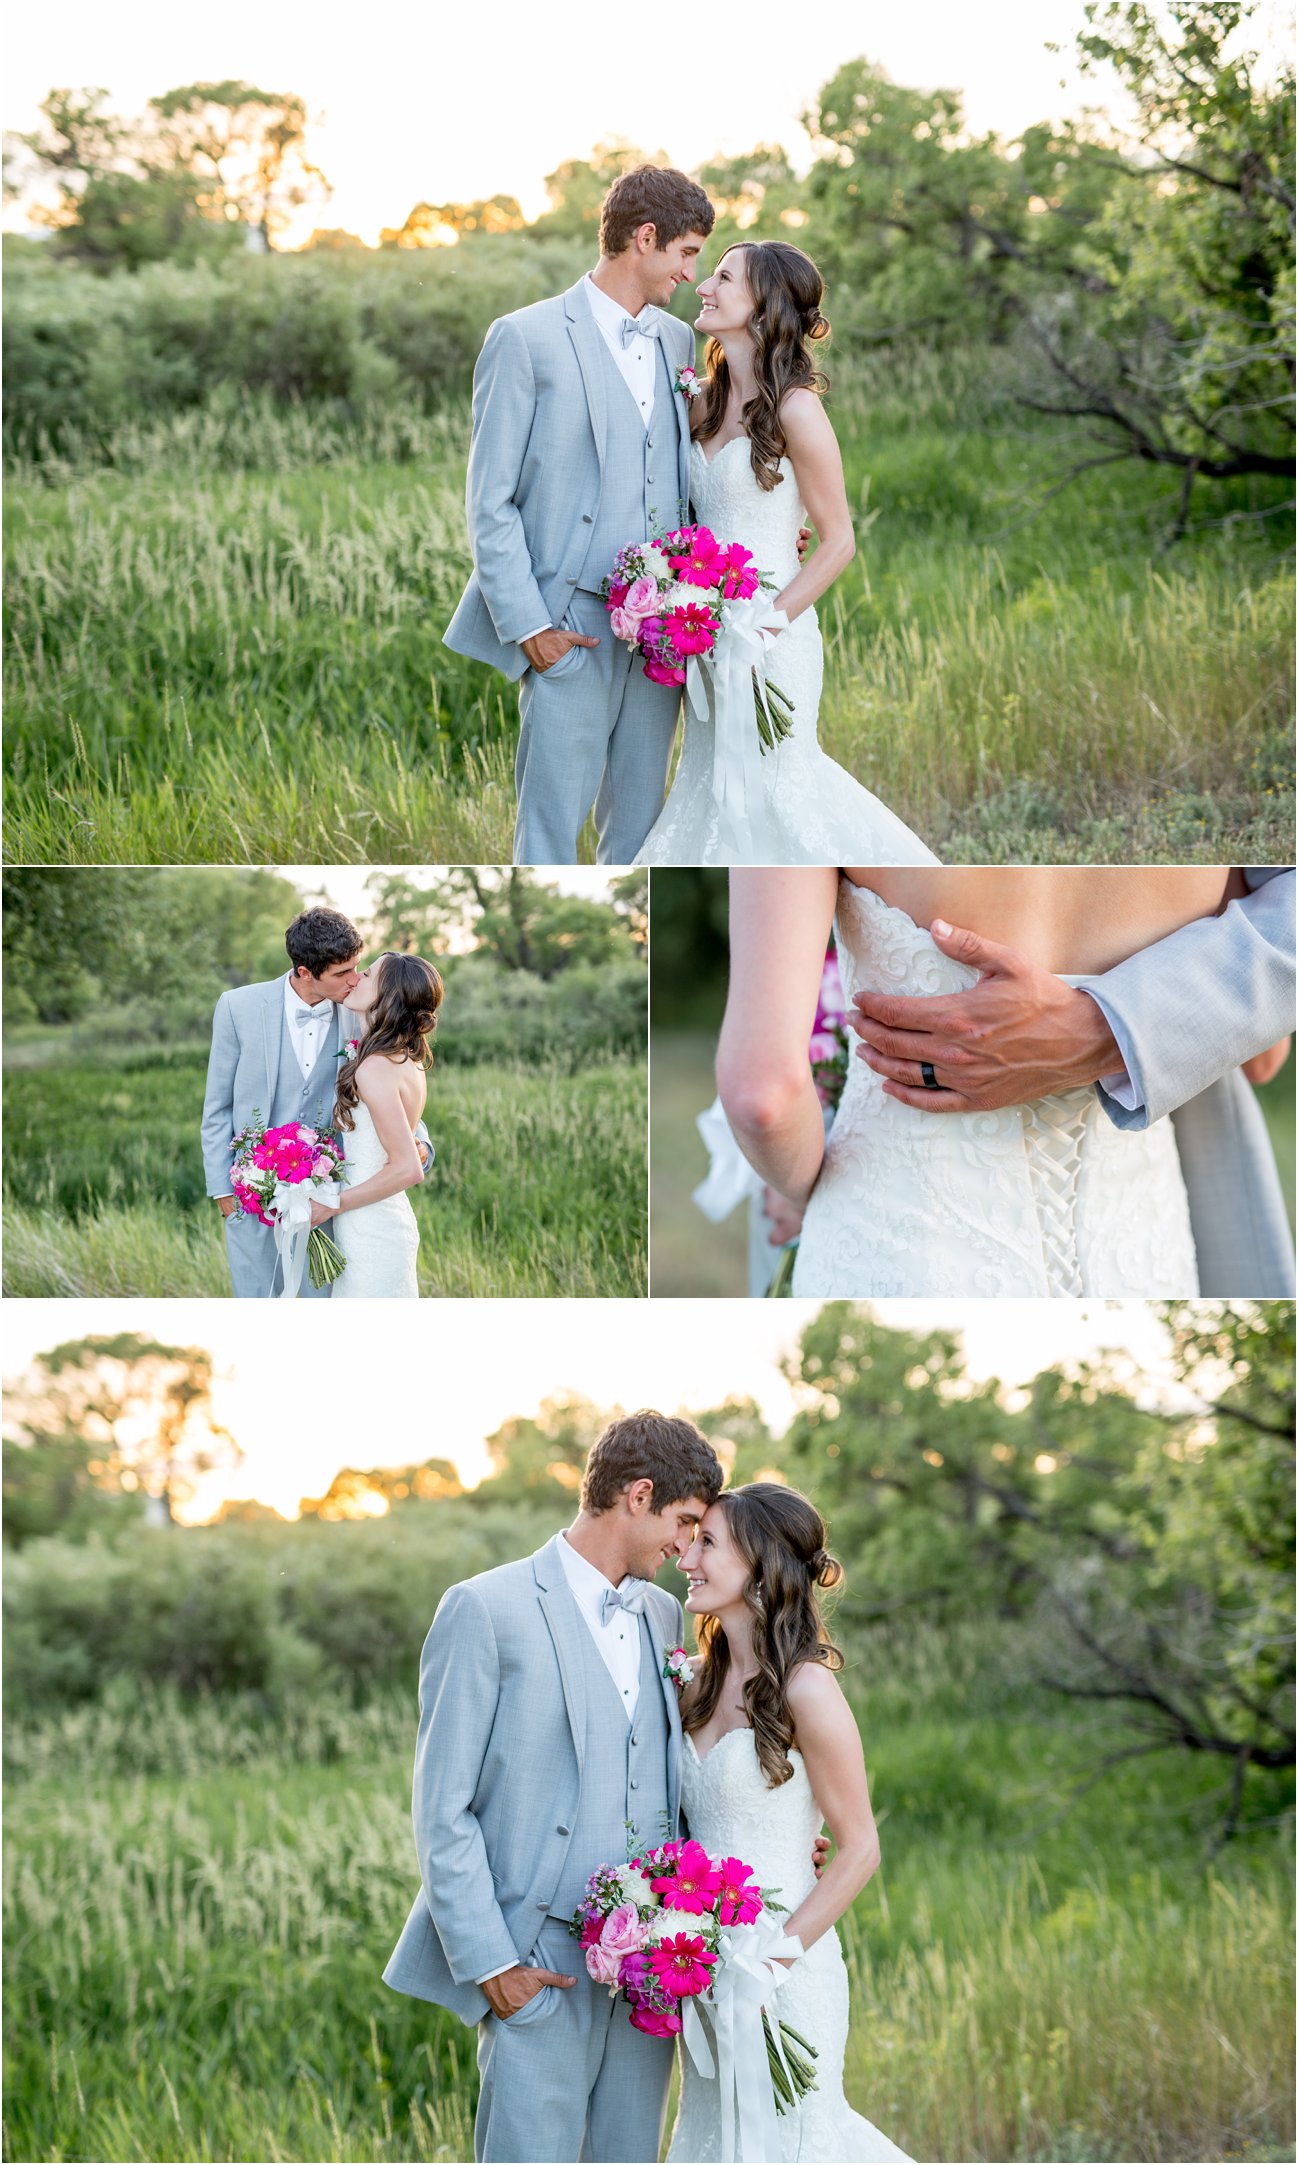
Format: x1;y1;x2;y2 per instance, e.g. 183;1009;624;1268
320;1062;424;1218
777;1662;881;1957
770;391;855;625
717;869;837;1209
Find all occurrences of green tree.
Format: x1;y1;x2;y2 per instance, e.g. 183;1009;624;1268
530;141;669;241
148;80;330;248
7;1334;241;1526
380;195;525;247
479;1393;612;1504
298;1457;462;1517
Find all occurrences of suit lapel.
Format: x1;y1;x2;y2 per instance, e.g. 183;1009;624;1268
564;282;607;480
643;1591;684;1827
664;326;694;514
534;1536;589;1779
262;978;285;1109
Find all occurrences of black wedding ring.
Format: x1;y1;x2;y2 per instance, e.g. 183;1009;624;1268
920;1062;939;1091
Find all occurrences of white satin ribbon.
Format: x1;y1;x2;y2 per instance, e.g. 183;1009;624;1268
271;1179;339;1300
692;1097;764;1224
687;598;789;859
679;1916;805;2164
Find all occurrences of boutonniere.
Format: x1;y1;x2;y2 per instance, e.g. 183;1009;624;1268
335;1038;361;1061
662;1646;695;1689
674;364;702;402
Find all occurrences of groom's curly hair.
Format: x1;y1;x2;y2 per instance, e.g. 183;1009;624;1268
582;1411;723;1516
286;907;363;980
600;166;714;257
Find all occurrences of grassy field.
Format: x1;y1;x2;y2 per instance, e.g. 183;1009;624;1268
650;1028;1297;1297
5;356;1292;865
3;1040;646;1297
4;1625;1292;2164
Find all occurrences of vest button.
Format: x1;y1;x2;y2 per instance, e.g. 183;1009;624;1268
630;1778;640;1790
582;513;593;523
556;1824;570;1837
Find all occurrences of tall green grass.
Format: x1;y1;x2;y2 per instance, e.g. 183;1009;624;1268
4;1623;1292;2163
3;1052;646;1297
5;357;1292;865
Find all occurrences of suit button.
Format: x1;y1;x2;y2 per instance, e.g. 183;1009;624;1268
630;1778;640;1790
646;476;654;485
647;437;654;449
536;1898;549;1908
567;575;578;584
556;1824;570;1836
582;513;593;523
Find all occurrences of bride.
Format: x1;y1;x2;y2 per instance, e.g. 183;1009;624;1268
714;867;1265;1297
668;1483;910;2164
312;951;443;1298
636;241;938;868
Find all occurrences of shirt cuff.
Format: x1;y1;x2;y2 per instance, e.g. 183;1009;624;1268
476;1959;518;1985
517;625;551;647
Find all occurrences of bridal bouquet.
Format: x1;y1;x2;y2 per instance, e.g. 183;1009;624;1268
229;1113;348;1297
602;529;794;753
570;1838;818;2141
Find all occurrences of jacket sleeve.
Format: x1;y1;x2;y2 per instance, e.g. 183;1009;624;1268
201;992;240;1196
465;316;551;644
412;1583;520;1985
1082;868;1295;1129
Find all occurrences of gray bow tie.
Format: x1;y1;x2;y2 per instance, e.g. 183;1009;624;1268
620;312;659;349
601;1578;650;1626
293;1006;326;1027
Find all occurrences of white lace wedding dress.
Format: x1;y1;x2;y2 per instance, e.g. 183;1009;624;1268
331;1104;420;1298
667;1729;911;2164
792;880;1200;1296
635;440;939;866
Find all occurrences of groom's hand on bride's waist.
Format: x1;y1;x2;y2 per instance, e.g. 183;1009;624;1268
847;921;1124;1114
521;628;600;674
482;1963;577;2019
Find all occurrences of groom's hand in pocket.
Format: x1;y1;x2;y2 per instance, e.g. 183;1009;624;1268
483;1963;576;2019
522;628;600;674
215;1195;238;1220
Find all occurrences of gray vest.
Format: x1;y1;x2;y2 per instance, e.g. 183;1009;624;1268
269;1003;342;1135
578;339;682;592
549;1613;672;1919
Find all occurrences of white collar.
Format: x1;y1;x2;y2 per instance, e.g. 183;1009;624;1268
284;973;334;1026
558;1528;633;1617
584;271;653;339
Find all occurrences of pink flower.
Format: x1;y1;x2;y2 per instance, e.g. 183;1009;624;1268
808;1030;840;1067
608;607;639;641
579;1911;605;1949
629;1999;683;2037
667;528;723;587
714;1858;763;1927
643;657;686;687
622;576;662;621
652;1840;722;1913
713;543;760;600
607;581;629;608
648;1934;717;1998
585;1941;624;1986
601;1903;649;1958
665;603;718;656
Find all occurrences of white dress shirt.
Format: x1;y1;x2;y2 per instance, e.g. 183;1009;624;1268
556;1528;641;1721
475;1534;644;1988
284;974;336;1081
516;274;662;649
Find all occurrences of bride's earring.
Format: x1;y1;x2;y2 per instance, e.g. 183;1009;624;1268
750;1580;764;1613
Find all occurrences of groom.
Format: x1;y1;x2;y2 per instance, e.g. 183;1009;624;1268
445;166;712;866
200;906;429;1298
383;1412;725;2162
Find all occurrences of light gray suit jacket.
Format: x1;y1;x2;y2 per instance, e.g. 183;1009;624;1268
200;976;430;1195
383;1535;687;2028
444;279;695;682
1081;868;1295;1293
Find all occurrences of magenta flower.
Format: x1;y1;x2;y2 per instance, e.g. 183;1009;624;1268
651;1839;722;1913
629;1998;683;2037
607;581;629;608
649;1933;717;1997
714;1858;763;1926
644;656;686;687
665;603;719;656
667;527;723;586
713;543;760;600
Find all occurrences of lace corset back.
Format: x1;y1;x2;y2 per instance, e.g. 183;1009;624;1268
790;880;1199;1298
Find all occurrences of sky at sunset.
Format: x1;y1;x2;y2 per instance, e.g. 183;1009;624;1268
4;1298;1198;1522
5;0;1129;248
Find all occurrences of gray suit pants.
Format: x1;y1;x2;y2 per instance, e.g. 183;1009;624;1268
474;1918;673;2162
514;591;680;865
224;1210;330;1298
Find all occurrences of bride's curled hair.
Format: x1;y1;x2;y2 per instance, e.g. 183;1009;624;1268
684;1481;845;1789
333;952;443;1133
693;241;830;493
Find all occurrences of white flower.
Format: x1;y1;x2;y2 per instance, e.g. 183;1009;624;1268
617;1863;660;1908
